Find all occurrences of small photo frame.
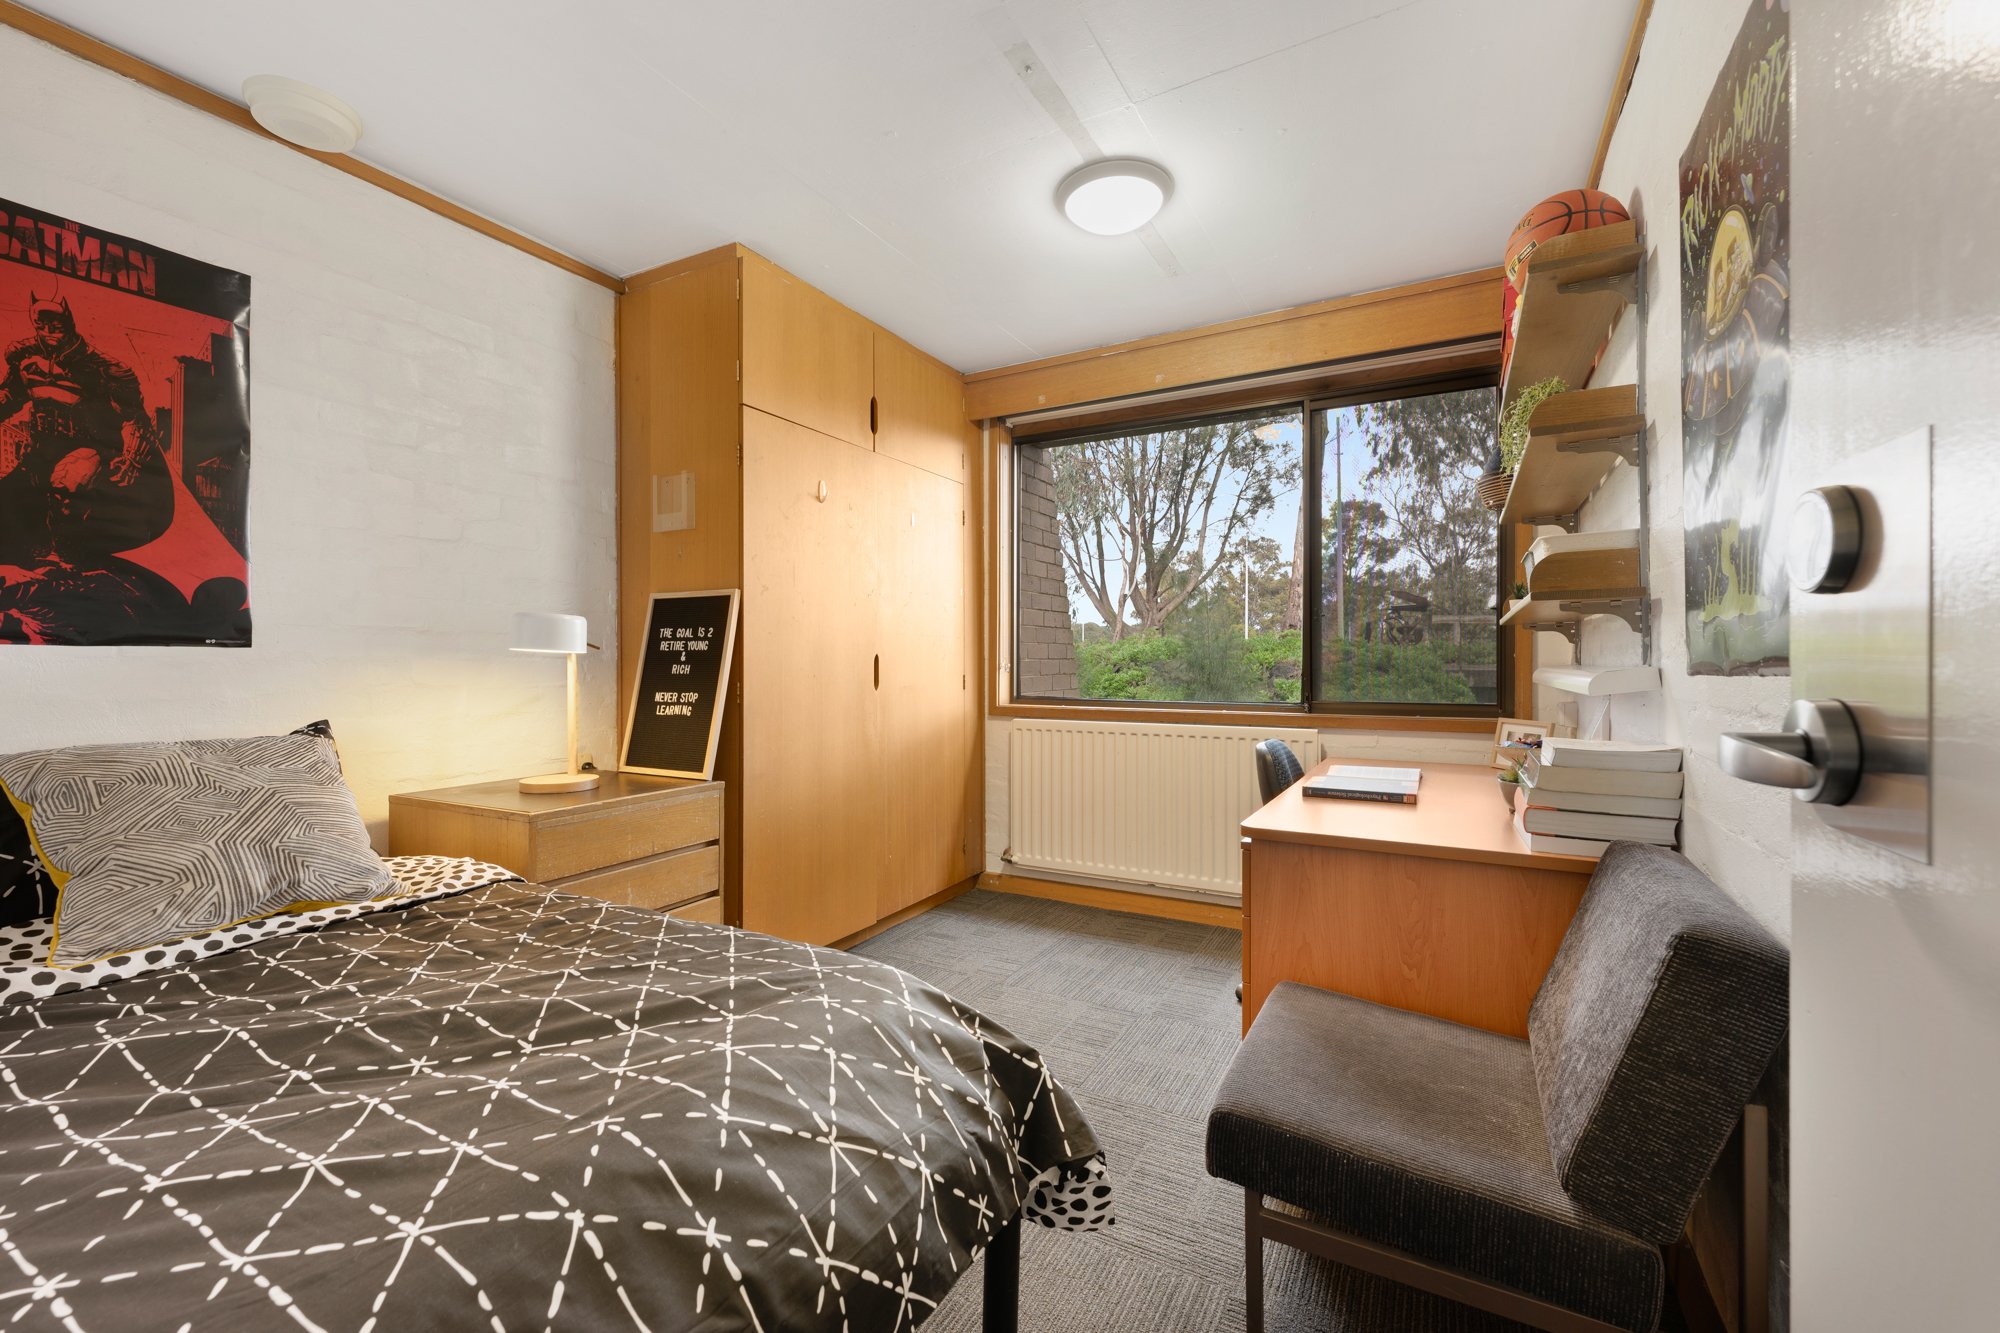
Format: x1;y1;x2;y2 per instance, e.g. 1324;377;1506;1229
1491;716;1552;770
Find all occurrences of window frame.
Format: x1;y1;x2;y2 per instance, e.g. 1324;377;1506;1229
1007;371;1507;720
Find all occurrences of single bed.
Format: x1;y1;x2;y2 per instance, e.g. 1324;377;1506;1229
0;857;1111;1332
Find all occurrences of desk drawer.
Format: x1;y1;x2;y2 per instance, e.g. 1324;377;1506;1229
527;790;721;881
551;844;720;911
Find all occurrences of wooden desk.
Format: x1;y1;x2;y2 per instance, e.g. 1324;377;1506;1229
1240;758;1598;1039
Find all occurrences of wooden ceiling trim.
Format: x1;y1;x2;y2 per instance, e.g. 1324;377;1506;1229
0;1;625;293
1587;0;1656;191
964;266;1505;422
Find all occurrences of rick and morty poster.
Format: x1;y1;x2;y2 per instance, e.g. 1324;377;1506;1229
1680;0;1790;675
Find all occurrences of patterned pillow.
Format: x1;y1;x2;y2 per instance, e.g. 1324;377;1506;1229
0;800;54;929
0;732;398;968
0;720;339;931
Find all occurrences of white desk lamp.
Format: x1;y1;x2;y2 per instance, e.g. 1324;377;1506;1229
512;611;600;793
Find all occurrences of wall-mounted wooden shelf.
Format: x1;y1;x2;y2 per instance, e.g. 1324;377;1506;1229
1522;545;1641;599
1532;664;1662;696
1500;591;1649;649
1501;221;1644;409
1500;384;1645;530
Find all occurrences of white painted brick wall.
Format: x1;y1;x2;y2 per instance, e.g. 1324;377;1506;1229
1558;0;1793;942
0;30;618;843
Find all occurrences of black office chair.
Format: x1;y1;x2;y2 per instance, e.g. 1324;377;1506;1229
1254;739;1305;805
1241;742;1306;1003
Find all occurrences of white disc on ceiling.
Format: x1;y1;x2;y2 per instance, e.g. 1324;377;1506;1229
241;75;362;154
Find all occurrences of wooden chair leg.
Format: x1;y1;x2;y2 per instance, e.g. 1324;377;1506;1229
1245;1189;1265;1333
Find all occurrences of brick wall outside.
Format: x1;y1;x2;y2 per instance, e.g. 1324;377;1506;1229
1013;446;1079;697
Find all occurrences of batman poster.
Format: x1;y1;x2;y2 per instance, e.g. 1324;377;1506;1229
0;198;250;646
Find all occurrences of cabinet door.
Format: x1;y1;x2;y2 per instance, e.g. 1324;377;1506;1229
740;254;874;448
873;330;969;482
875;452;971;917
740;409;884;945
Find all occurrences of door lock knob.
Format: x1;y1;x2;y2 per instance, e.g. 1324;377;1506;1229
1719;699;1864;805
1787;485;1865;592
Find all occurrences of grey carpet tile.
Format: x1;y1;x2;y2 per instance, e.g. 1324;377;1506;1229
855;889;1679;1333
1081;1013;1247;1120
853;890;1487;1331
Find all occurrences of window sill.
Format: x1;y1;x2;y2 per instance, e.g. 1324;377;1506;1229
990;700;1495;734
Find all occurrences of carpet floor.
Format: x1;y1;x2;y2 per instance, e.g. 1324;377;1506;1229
854;888;1676;1333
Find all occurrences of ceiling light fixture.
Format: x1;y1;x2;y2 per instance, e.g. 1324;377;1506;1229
241;75;363;154
1056;158;1172;236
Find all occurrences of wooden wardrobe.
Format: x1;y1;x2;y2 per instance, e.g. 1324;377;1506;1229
617;245;981;946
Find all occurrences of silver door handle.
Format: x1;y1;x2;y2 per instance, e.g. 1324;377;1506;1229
1717;731;1816;789
1719;698;1864;805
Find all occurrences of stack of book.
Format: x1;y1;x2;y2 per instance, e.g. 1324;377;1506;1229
1512;737;1683;856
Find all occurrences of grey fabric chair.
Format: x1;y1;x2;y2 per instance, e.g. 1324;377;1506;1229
1206;842;1788;1333
1254;739;1305;804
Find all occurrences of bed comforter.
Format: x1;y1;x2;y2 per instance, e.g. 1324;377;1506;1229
0;863;1110;1331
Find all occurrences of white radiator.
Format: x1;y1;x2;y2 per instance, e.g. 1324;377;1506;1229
1006;720;1320;898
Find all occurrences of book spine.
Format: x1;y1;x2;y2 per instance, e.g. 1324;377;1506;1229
1302;788;1416;804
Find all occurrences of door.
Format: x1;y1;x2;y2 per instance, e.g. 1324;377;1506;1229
874;450;970;917
1781;6;2000;1328
740;253;874;448
739;408;883;945
873;330;969;482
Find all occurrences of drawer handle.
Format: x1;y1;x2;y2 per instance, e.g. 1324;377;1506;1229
874;654;880;690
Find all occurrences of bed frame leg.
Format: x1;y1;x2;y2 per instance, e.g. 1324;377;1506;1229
983;1215;1020;1333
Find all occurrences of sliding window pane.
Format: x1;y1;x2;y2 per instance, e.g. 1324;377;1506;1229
1015;405;1306;704
1315;385;1500;705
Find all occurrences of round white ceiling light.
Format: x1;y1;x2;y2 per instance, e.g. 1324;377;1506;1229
241;75;363;154
1056;158;1173;236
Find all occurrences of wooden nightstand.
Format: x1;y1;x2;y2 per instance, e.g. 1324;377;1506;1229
388;773;725;923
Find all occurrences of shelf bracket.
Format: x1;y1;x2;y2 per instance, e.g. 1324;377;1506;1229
1562;597;1651;635
1558;269;1641;304
1523;510;1580;532
1526;619;1581;648
1555;433;1643;469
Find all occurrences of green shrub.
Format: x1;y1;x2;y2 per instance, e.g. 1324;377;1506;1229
1074;627;1474;706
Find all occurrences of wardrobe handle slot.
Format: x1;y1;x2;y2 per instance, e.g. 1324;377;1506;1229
873;654;881;690
869;396;878;435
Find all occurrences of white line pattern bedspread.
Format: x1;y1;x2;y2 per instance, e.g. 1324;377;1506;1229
0;877;1111;1331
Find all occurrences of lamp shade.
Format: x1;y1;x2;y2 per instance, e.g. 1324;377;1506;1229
512;611;587;655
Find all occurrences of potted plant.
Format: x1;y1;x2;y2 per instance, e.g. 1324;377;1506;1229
1499;376;1568;474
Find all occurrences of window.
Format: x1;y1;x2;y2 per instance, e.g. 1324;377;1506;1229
1012;380;1500;711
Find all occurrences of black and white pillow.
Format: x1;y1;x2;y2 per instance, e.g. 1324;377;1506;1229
0;720;340;933
0;799;53;930
0;730;398;967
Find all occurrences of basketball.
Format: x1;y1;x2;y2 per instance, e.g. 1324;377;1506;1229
1503;188;1631;285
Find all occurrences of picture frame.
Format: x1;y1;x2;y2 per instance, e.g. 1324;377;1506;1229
1491;716;1552;770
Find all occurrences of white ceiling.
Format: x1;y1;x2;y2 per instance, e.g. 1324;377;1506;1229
28;0;1635;371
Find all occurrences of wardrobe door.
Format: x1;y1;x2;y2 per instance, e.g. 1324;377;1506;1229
740;254;874;448
873;330;969;482
740;409;884;945
875;451;971;918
